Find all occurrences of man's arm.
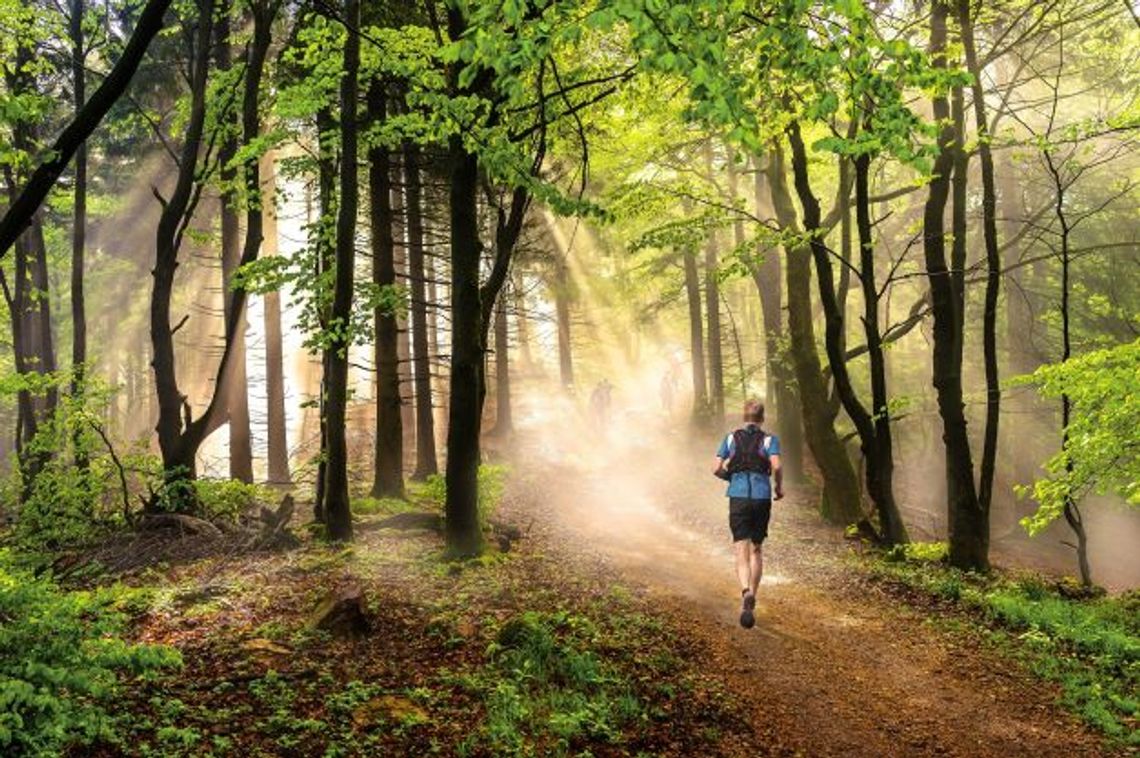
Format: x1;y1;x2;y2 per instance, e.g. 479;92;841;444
770;454;784;500
713;456;727;476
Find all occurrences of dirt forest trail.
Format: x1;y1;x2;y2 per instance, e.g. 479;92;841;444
496;407;1111;757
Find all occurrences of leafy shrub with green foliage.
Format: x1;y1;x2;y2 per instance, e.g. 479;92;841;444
460;611;643;756
0;550;181;756
1;377;153;551
1015;338;1140;534
866;551;1139;744
192;478;274;524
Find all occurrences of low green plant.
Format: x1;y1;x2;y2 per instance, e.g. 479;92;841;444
462;611;645;756
0;550;182;756
865;552;1139;745
193;478;273;524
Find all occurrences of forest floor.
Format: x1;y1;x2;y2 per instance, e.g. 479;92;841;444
70;419;1130;757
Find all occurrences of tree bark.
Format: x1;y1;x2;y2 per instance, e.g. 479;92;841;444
768;143;863;525
261;156;290;484
682;233;708;423
323;0;360;541
924;0;988;570
957;0;1001;521
69;0;88;427
444;141;484;555
150;0;215;504
313;106;337;522
554;255;574;388
492;290;513;435
367;85;404;499
216;0;254;483
405;144;437;479
748;152;803;481
703;146;724;419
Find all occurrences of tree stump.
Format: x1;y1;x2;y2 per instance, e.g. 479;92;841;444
306;582;370;638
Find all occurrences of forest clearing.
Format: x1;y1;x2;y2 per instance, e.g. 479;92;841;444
0;0;1138;755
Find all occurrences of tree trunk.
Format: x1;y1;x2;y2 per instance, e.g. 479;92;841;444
405;143;437;479
367;85;404;499
682;240;708;423
924;0;988;571
150;0;215;504
262;151;290;484
768;143;863;525
554;256;574;388
749;153;803;481
853;151;907;544
703;146;724;420
443;141;484;555
512;268;535;371
492;290;513;435
216;1;254;483
957;0;1001;521
69;0;88;425
323;0;360;541
313;106;337;523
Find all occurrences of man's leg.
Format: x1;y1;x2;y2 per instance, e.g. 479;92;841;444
749;542;763;596
734;539;752;593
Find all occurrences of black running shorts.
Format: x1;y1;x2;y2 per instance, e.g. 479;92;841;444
729;497;772;544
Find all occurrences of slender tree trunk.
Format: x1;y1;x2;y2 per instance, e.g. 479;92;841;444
682;240;708;423
854;151;907;544
957;0;1001;522
313;106;337;522
703;146;725;420
216;1;254;483
323;0;359;541
150;1;215;504
924;0;988;570
368;85;404;499
554;256;574;388
492;291;512;435
69;0;88;426
768;143;862;525
405;144;437;479
1044;149;1091;586
262;152;290;484
512;268;535;371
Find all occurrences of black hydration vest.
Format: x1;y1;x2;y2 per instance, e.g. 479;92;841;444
725;427;772;475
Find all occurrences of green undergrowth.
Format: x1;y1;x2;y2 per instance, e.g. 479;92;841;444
865;542;1139;746
0;549;181;757
456;610;647;757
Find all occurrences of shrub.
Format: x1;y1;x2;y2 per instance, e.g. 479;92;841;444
0;550;181;756
193;478;274;524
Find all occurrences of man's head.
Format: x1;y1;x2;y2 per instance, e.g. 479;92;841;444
743;399;765;425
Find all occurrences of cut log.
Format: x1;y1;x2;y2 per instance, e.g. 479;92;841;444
306;581;370;637
138;512;222;538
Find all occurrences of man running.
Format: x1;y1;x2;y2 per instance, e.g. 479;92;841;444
713;400;783;629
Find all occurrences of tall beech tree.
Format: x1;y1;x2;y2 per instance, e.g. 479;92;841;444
922;0;988;570
149;0;275;508
322;0;361;541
